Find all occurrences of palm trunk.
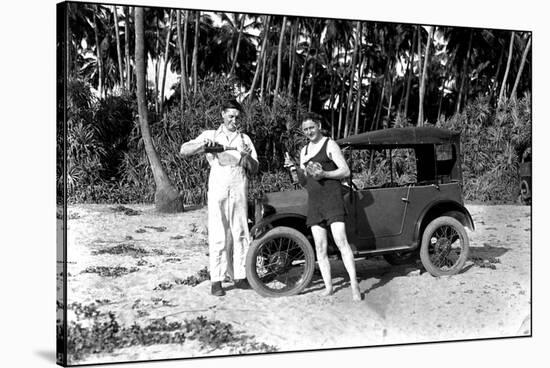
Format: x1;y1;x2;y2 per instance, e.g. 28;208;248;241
417;25;422;86
399;33;414;114
386;70;394;126
287;21;298;96
274;16;287;97
154;21;160;114
93;8;103;97
160;10;174;118
337;89;345;138
124;6;131;90
176;10;188;114
113;6;124;87
373;57;391;130
404;30;417;118
456;30;473;114
373;74;387;130
418;26;433;126
490;46;504;106
362;79;373;132
337;46;348;138
437;69;447;122
266;47;276;102
229;15;245;77
498;31;515;107
354;53;364;135
182;10;190;89
297;40;311;108
260;45;270;102
329;45;335;137
192;11;200;94
510;35;531;99
343;22;361;138
248;15;270;101
308;38;317;112
134;7;183;213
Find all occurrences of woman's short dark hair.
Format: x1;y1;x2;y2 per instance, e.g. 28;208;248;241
301;112;324;126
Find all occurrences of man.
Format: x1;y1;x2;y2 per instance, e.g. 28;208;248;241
180;99;258;296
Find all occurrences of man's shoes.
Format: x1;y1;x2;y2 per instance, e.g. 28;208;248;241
234;278;251;289
211;281;226;296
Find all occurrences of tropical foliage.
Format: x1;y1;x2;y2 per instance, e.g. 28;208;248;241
59;3;532;205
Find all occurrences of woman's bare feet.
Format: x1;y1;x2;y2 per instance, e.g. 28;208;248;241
351;286;361;301
321;287;333;297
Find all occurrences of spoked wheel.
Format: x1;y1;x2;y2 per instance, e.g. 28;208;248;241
520;179;531;205
246;226;315;297
420;216;470;276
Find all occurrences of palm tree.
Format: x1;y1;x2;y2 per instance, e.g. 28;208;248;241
92;5;105;97
182;10;190;90
418;26;434;126
287;19;299;96
274;16;288;97
134;7;183;213
124;6;132;90
159;9;174;118
510;33;531;99
343;21;361;137
498;31;515;106
228;14;245;77
248;15;271;101
176;10;188;122
192;11;200;93
454;29;473;113
402;27;417;119
112;6;124;87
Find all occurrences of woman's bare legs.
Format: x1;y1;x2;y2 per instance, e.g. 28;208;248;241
330;222;361;301
310;225;333;296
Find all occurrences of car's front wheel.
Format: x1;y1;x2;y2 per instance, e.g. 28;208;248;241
246;226;315;297
420;216;470;276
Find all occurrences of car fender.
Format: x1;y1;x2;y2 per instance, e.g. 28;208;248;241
413;200;475;245
250;213;308;240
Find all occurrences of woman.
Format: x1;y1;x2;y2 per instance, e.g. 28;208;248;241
285;113;361;301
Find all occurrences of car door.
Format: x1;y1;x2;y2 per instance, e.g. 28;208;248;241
343;185;412;250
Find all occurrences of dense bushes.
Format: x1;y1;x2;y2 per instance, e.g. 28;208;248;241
437;95;531;202
62;75;531;205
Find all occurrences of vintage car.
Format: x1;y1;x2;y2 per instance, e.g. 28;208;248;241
246;127;475;297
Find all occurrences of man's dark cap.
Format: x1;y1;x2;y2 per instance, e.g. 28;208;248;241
222;99;242;112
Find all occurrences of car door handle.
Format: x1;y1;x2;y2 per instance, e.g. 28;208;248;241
401;197;410;203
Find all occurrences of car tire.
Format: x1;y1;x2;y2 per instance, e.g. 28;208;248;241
420;216;470;276
246;226;315;297
520;179;531;205
383;250;419;266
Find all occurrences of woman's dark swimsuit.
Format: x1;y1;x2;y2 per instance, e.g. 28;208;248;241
304;137;346;227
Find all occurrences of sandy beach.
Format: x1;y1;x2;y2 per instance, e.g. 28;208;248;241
58;203;531;365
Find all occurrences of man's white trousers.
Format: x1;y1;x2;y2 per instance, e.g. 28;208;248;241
207;165;250;282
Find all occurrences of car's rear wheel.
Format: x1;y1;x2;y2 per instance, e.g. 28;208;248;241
420;216;469;276
246;226;315;297
520;179;531;205
383;250;419;266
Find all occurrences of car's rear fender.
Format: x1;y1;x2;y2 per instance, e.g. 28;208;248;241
250;213;309;240
413;201;475;245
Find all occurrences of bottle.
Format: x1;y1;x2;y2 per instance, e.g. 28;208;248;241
204;144;237;153
285;152;299;185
